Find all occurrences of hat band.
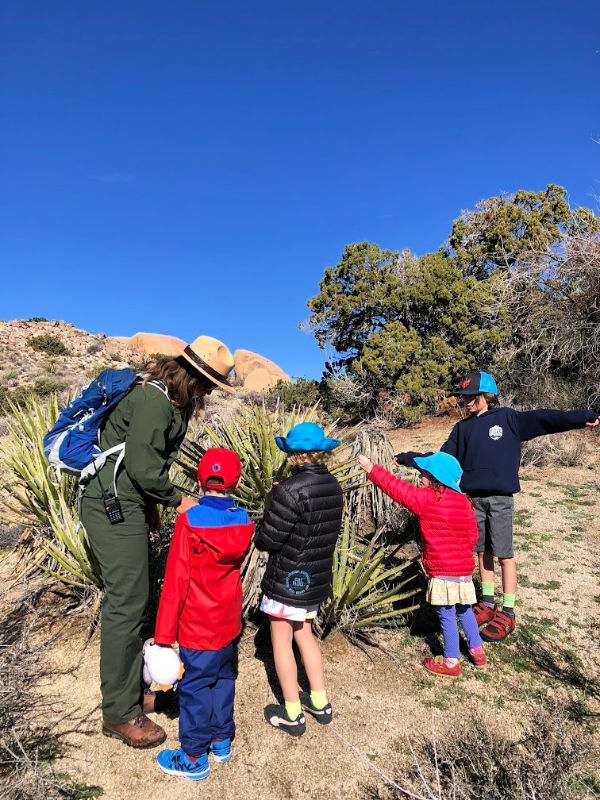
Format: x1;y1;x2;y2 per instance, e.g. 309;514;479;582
183;346;230;384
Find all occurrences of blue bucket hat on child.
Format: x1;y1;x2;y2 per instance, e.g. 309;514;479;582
413;452;463;493
275;422;340;453
452;370;498;396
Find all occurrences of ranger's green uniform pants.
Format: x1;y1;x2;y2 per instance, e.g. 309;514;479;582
81;496;150;725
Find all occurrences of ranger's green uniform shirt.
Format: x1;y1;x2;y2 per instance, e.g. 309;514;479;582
83;383;188;508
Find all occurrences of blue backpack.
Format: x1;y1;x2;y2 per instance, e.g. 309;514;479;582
43;368;165;490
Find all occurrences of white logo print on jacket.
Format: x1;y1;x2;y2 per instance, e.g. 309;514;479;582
489;425;503;441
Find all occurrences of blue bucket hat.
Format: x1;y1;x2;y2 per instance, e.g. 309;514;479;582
275;422;340;453
413;452;463;493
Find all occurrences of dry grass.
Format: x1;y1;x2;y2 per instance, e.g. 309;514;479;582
364;703;597;800
0;580;102;800
521;432;587;468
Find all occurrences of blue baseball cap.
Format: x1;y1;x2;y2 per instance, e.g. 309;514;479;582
275;422;340;453
452;370;498;396
414;452;463;493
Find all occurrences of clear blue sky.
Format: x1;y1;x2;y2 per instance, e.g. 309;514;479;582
2;1;599;378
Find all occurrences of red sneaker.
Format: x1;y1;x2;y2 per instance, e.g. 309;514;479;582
480;610;515;642
423;656;462;679
469;649;488;668
472;602;495;626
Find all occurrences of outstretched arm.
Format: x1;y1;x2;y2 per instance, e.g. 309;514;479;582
357;455;427;516
516;409;599;442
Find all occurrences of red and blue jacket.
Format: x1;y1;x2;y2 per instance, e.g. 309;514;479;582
154;496;254;651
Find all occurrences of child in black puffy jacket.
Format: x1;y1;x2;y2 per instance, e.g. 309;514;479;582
395;370;599;642
255;422;343;737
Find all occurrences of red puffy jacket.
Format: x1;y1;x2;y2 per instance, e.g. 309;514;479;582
154;509;254;650
369;464;478;577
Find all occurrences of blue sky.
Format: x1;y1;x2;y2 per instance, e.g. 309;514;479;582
2;1;599;378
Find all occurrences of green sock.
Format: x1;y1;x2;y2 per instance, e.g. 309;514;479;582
285;700;302;720
503;593;516;613
481;581;495;607
310;690;328;710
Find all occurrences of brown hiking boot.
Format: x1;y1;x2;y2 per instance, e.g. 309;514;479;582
102;713;166;748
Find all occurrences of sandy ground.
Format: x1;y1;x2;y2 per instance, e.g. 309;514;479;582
5;417;600;799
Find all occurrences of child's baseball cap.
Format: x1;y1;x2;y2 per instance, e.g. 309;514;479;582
414;452;463;493
198;448;242;491
452;370;497;396
275;422;340;453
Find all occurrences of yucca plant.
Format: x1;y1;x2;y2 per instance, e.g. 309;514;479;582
175;402;363;614
316;516;422;642
176;402;360;519
174;402;423;633
1;394;101;591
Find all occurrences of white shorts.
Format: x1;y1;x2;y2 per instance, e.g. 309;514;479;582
260;594;319;622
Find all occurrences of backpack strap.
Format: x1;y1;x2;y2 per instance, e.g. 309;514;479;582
82;379;171;495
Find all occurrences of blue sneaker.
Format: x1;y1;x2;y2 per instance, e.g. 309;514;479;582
156;748;210;780
210;738;232;763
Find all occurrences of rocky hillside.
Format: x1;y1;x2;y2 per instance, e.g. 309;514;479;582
0;319;288;411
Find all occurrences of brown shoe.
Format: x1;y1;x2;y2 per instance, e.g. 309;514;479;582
102;713;166;748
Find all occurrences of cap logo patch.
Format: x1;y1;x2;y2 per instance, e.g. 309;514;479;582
461;378;471;388
213;464;221;471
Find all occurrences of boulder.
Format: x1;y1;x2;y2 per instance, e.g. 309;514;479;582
233;349;289;391
113;333;187;357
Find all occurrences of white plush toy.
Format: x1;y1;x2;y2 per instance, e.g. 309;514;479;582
142;640;184;690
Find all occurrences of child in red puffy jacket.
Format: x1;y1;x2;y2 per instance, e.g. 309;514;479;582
153;448;254;781
358;451;485;678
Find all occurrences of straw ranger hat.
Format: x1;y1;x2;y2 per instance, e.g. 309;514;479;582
179;336;236;394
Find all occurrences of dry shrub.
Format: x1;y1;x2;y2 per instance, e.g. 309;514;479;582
0;589;100;799
365;703;596;800
521;432;586;468
499;234;600;409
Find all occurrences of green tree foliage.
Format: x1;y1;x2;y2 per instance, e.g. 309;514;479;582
265;377;324;410
308;244;508;422
307;186;599;420
448;184;600;279
307;241;403;367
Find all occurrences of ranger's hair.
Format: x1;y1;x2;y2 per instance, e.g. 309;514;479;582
142;356;215;412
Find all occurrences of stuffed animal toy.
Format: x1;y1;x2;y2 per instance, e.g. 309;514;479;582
142;639;185;690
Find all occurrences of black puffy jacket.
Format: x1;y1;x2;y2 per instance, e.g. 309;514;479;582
255;464;343;607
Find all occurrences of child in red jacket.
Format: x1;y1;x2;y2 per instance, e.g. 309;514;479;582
153;449;254;780
358;451;486;678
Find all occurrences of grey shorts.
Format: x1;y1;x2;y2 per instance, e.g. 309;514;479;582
472;495;514;558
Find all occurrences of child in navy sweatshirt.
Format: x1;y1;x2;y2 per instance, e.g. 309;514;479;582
394;370;599;642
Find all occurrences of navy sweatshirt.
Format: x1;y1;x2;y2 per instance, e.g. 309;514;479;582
395;407;597;496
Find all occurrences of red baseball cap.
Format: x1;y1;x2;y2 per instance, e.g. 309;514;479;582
198;448;242;491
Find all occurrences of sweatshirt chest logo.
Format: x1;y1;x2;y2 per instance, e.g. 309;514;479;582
489;425;503;441
286;570;310;595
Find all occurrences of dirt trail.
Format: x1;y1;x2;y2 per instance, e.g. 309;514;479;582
6;418;600;799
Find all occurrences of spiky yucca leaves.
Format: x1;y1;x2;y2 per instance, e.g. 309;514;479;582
176;402;359;519
175;402;362;615
1;395;101;590
316;516;422;642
